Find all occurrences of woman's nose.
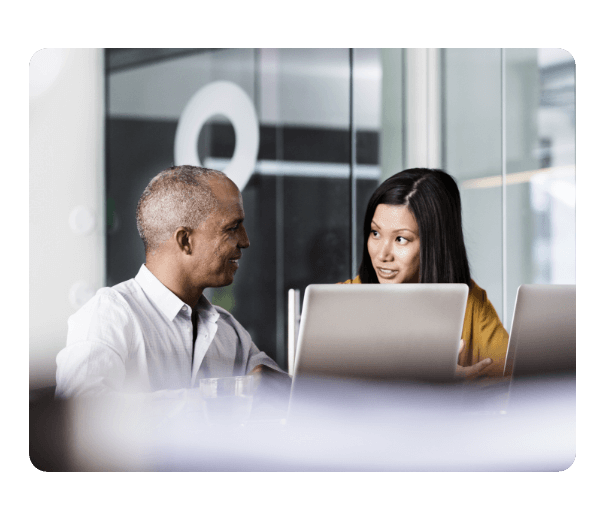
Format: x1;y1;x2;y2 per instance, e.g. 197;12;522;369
378;240;393;261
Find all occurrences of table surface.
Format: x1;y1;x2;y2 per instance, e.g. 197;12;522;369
32;372;572;471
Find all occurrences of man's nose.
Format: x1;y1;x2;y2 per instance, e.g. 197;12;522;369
238;225;250;249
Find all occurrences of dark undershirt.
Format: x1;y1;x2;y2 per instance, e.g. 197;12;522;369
191;309;198;369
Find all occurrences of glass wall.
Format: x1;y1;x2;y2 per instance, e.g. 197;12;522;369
443;48;504;321
523;49;575;285
442;48;575;329
503;48;577;328
106;49;381;369
105;48;575;369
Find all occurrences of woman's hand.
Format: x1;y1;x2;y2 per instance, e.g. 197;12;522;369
455;339;492;379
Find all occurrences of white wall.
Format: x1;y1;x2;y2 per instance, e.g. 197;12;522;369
30;49;105;389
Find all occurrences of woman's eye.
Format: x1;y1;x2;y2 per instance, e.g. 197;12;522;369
371;230;379;238
396;236;408;244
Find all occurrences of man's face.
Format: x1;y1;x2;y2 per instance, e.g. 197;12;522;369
188;178;250;290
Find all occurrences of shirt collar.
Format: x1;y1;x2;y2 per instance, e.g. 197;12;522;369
135;264;219;323
194;292;220;323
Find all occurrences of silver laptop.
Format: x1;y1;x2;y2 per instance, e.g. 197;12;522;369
291;283;469;385
503;285;576;378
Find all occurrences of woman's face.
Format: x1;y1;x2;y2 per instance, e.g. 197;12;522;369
367;204;420;284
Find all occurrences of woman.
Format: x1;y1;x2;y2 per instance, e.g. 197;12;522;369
343;168;508;379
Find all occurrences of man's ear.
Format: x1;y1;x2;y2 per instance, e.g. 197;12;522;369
174;227;193;255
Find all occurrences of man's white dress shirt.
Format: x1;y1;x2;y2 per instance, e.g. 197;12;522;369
56;265;282;398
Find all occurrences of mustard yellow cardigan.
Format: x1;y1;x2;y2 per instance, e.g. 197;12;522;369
342;276;509;377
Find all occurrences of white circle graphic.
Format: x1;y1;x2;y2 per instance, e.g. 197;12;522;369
69;205;96;235
174;81;259;191
69;281;96;309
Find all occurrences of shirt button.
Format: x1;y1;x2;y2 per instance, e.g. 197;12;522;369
182;306;187;312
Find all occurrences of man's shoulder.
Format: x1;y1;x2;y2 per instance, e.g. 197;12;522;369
214;305;240;326
103;277;152;314
110;276;143;299
213;305;251;339
70;283;138;324
65;284;142;352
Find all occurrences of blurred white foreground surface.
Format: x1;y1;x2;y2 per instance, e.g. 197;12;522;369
65;374;575;471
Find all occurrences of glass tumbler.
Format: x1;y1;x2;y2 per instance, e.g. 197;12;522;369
199;375;255;424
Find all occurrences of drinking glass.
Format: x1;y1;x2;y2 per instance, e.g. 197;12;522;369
199;375;255;424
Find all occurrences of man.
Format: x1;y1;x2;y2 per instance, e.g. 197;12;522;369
56;166;288;399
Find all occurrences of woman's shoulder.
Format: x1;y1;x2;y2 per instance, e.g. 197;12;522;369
467;280;499;317
468;279;487;302
468;279;487;303
338;275;361;284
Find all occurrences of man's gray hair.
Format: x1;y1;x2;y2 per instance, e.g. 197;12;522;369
136;165;227;253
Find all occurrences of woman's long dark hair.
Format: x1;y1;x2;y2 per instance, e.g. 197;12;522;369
358;168;472;286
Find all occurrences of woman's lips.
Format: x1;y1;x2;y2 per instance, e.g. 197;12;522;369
376;267;398;279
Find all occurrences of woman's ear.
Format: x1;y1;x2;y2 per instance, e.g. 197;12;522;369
174;227;193;255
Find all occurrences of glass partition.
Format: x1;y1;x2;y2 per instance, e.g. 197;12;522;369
505;48;575;329
106;48;378;369
443;48;505;320
441;48;575;329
